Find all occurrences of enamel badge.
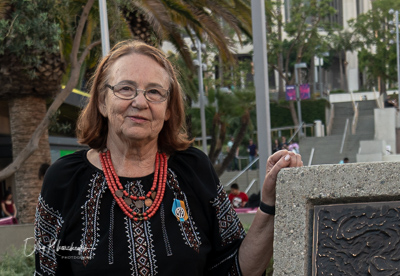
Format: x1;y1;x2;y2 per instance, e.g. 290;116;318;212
172;199;188;221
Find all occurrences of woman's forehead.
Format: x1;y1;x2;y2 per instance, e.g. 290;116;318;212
108;53;170;86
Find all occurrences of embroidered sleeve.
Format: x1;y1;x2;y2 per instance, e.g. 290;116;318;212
207;184;245;275
34;195;64;276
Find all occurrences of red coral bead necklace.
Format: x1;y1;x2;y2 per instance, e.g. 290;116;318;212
99;149;167;221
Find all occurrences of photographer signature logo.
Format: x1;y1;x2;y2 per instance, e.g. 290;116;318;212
23;237;94;260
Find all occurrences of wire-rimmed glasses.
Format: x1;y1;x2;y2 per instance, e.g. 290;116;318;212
105;83;169;103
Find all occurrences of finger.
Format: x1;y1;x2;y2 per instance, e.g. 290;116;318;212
267;150;290;167
267;153;292;180
288;153;302;167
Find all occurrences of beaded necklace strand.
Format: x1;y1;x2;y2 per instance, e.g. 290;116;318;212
99;150;167;221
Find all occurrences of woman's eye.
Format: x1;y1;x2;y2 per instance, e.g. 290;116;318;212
147;89;161;95
121;86;134;91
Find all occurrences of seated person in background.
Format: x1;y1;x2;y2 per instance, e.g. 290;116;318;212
1;191;17;219
229;183;249;208
281;136;289;150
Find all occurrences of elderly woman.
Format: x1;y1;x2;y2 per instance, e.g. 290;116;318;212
34;40;302;275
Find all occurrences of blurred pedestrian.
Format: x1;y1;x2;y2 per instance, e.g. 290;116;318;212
272;139;282;153
247;139;258;169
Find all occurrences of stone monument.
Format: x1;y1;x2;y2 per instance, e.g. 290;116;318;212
274;162;400;275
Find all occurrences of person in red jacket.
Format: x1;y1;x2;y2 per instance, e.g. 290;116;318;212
228;183;249;208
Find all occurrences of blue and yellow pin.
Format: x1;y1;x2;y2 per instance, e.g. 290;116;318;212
172;199;188;221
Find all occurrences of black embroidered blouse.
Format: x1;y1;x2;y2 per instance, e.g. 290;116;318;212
34;147;245;275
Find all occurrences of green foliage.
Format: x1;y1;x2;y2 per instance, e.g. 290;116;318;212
301;98;327;126
265;258;274;276
47;101;81;137
350;0;400;90
49;109;72;136
329;89;346;94
269;99;327;128
0;0;62;76
266;0;336;87
0;245;35;275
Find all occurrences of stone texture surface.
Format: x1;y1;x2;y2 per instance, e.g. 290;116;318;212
274;162;400;275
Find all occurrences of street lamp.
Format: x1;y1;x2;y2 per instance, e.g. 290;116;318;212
294;63;307;136
389;9;400;104
192;38;208;153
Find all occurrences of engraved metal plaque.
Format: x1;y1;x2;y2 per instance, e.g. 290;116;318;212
313;201;400;275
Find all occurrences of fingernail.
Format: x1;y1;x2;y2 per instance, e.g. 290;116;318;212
285;155;290;161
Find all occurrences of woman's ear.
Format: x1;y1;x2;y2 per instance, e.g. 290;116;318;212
99;98;108;118
164;108;170;121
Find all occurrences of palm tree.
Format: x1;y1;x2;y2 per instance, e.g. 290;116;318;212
0;0;100;223
120;0;252;69
0;0;65;223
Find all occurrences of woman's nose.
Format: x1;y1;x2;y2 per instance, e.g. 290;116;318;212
131;90;148;108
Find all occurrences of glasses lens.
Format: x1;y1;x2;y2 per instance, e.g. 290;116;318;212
113;84;136;99
145;88;168;102
112;84;168;102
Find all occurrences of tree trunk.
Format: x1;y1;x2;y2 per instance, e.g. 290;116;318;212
379;77;387;97
208;113;220;163
216;111;249;177
289;101;299;126
213;123;226;164
9;96;51;224
344;60;349;92
278;53;285;99
277;15;285;100
339;52;344;91
310;55;315;96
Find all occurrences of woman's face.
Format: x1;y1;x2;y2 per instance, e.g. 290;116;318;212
100;53;171;147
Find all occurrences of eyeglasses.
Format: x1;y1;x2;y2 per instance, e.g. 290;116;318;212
105;83;169;103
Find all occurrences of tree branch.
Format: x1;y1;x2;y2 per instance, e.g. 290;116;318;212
78;40;101;66
70;0;95;66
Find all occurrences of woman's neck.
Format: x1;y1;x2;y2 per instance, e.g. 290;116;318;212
105;140;159;178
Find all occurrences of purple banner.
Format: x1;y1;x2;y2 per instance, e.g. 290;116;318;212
300;83;310;100
285;85;296;101
286;84;310;101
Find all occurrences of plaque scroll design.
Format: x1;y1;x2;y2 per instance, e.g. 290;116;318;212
313;201;400;275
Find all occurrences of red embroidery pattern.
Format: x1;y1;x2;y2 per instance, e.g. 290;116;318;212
35;195;64;276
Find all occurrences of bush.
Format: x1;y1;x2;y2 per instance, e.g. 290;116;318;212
329;89;346;94
0;245;35;275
